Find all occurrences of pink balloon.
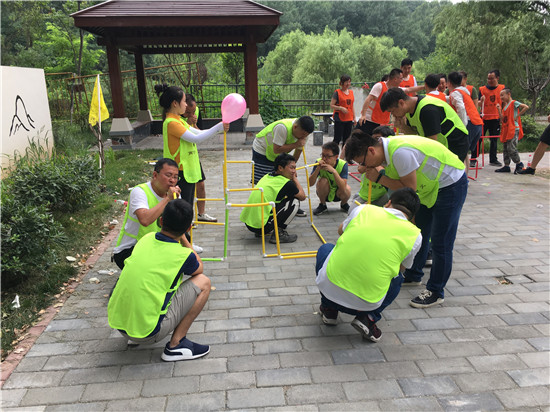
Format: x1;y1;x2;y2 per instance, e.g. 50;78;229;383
221;93;247;123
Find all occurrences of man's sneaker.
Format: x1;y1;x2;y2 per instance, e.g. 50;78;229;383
410;289;444;308
161;337;210;362
351;316;382;342
296;208;307;217
490;160;503;166
469;159;477;168
425;251;433;266
340;203;350;213
313;203;328;215
192;243;203;254
254;230;272;238
402;278;422;286
495;166;511;173
198;213;217;222
319;305;338;325
514;162;524;175
269;228;297;244
518;167;536;175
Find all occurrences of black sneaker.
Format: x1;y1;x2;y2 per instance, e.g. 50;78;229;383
296;208;307;217
351;316;382;342
319;304;338;325
425;251;432;267
402;278;422;286
340;203;350;213
254;230;272;238
514;162;524;175
269;228;297;244
313;203;328;215
161;337;210;362
410;289;444;308
518;167;536;175
490;160;503;166
469;159;477;168
495;166;511;173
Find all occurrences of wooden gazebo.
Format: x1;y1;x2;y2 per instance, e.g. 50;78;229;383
72;0;281;139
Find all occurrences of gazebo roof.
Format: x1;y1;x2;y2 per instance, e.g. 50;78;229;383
72;0;282;54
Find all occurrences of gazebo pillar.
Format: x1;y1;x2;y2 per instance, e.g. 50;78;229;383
134;51;153;128
244;39;264;140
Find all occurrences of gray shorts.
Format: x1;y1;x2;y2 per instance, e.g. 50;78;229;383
120;278;201;344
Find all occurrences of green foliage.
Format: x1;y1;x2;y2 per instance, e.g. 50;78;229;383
259;86;294;125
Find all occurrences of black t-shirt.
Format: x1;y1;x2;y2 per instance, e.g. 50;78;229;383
409;96;456;137
269;172;299;202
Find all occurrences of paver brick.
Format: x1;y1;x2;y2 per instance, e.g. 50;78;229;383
20;386;85;407
25;343;80;358
364;360;422;379
396;330;449;345
227;387;285;409
467;354;527;372
0;389;27;408
165;392;226;411
437;392;503;411
256;367;311;386
141;376;199;397
379;397;443;411
227;327;275;343
227;354;279;372
343;379;402;401
279;351;333;368
253;339;302;355
199;371;255;391
478;338;536;355
444;327;496;342
411;317;462;331
518;351;550;368
430;341;486;358
507;368;550;387
495;386;550;409
310;364;367;383
3;371;65;389
399;376;459;396
81;381;143;402
61;366;120;385
379;344;437;361
416;357;475;375
499;312;549;326
46;401;107;411
453;371;517;392
287;383;347;404
106;397;166;411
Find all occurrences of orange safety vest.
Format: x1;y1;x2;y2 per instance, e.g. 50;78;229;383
500;100;523;143
466;85;474;96
400;75;416;97
333;88;355;122
451;88;483;126
427;91;447;102
372;81;390;125
479;84;505;120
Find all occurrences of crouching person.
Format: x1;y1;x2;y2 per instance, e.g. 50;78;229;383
315;188;422;342
240;153;306;244
108;199;211;362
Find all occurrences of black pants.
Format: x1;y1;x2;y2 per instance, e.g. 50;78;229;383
112;245;134;270
177;170;196;208
354;120;380;136
246;198;299;234
480;119;500;163
333;121;353;145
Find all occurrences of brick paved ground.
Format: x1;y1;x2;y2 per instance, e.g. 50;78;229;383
2;133;549;411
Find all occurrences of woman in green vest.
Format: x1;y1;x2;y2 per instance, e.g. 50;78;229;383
344;130;468;309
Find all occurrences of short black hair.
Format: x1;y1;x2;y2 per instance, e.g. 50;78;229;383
339;75;351;85
371;125;394;138
448;71;463;88
274;153;296;172
162;199;193;237
296;116;314;134
424;74;441;89
344;129;381;163
322;141;339;156
489;69;500;78
380;74;389;82
401;58;413;67
380;87;409;112
501;87;511;95
438;73;447;82
154;158;179;173
389;68;403;80
389;187;420;221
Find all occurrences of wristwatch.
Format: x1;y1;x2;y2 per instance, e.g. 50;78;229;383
375;169;385;184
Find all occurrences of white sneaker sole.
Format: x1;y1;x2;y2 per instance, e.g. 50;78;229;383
161;346;210;362
351;319;380;342
409;297;444;308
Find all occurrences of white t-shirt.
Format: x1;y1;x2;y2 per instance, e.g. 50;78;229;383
253;123;310;156
381;137;464;189
113;181;164;253
449;87;470;126
316;206;422;311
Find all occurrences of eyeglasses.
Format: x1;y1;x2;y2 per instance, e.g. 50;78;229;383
358;151;368;167
320;153;336;159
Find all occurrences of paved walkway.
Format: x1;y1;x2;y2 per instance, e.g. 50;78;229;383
2;134;549;411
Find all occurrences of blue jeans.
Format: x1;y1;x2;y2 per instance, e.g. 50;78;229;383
404;173;468;298
467;121;482;159
315;243;404;323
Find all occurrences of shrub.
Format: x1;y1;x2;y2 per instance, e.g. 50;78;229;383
260;86;294;125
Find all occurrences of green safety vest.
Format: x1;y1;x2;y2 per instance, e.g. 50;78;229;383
385;136;465;208
108;232;193;338
316;158;346;202
239;174;289;229
406;96;468;148
358;174;387;203
327;205;420;303
115;183;161;247
163;116;201;183
256;119;297;162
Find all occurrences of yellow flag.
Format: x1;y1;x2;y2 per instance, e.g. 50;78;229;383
89;74;109;129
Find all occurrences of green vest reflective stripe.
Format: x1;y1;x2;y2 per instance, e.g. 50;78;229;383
115;183;161;247
384;136;465;208
327;205;420;303
256;119;296;162
358;174;387;202
239;174;289;229
108;232;193;338
406;96;468;147
163;116;201;183
316;158;345;202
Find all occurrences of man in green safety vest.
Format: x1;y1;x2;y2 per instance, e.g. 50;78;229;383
315;188;422;342
240;153;306;244
112;158;181;269
344;131;468;309
308;141;351;215
380;87;469;162
108;199;211;362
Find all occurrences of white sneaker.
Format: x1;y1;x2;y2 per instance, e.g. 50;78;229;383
192;244;203;254
198;213;217;222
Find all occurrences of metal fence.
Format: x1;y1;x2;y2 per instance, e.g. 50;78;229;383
46;63;375;122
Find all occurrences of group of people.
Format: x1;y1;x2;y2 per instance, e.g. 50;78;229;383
107;66;547;362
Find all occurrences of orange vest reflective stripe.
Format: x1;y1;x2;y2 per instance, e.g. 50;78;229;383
452;88;483;126
500;100;523;143
400;75;416;97
428;91;447;102
372;82;390;125
333;88;355;122
479;84;505;120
